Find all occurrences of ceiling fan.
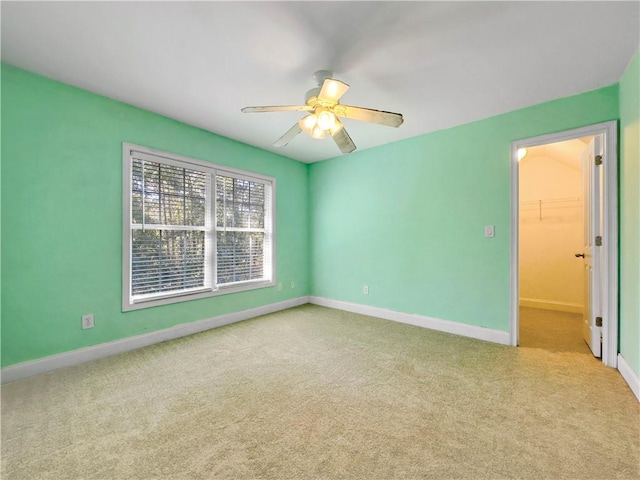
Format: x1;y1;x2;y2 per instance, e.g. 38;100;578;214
241;70;404;154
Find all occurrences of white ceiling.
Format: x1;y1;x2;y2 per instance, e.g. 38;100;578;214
2;1;638;163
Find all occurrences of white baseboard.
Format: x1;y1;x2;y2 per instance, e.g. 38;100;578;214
519;297;583;314
309;296;510;346
1;296;310;385
617;353;640;402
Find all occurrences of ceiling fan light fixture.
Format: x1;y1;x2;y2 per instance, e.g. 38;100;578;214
316;109;337;131
311;125;325;139
299;114;317;134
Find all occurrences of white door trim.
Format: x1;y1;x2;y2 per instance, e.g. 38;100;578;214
510;121;618;367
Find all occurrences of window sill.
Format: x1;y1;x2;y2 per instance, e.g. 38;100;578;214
123;279;275;312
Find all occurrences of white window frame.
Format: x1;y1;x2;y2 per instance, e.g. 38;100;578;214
122;143;276;311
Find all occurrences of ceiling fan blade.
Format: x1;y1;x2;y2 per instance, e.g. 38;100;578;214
334;104;404;127
318;78;350;104
242;105;313;113
273;123;303;147
331;120;356;154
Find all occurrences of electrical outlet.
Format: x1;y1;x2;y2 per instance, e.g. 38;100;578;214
363;285;369;295
290;281;295;289
82;314;94;330
277;283;283;291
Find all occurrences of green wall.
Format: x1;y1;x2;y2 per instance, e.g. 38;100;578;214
309;85;619;332
619;49;640;378
1;65;310;367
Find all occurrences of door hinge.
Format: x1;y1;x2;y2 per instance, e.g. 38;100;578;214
595;236;603;246
595;155;603;166
595;317;603;327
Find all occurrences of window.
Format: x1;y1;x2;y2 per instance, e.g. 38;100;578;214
123;144;274;311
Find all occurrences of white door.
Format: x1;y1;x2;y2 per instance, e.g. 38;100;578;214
581;137;602;357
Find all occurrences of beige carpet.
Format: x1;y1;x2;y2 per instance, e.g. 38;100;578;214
2;304;638;479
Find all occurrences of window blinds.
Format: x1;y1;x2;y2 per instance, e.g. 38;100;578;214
130;158;211;297
215;174;272;285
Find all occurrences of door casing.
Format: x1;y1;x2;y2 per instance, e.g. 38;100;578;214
510;121;618;367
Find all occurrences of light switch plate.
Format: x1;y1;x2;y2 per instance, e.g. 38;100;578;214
484;225;495;238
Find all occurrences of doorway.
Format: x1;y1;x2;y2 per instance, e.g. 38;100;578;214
510;121;619;367
518;138;592;354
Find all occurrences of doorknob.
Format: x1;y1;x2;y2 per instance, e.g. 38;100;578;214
575;253;585;258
